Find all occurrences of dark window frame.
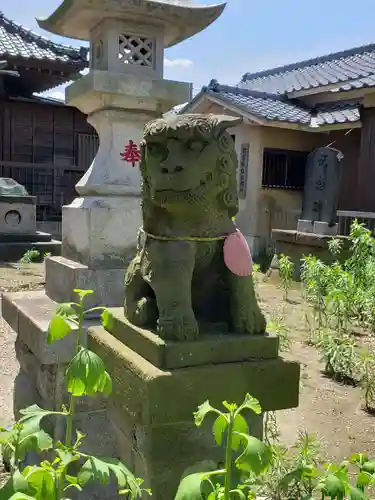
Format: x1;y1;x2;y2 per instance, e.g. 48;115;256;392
262;147;309;190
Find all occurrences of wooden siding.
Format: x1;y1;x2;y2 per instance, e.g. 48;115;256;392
0;99;98;220
325;128;362;211
356;108;375;212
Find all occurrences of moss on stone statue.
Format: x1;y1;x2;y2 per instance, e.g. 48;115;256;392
124;114;266;341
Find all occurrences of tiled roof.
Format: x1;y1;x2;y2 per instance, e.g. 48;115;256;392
197;81;360;128
241;43;375;95
0;12;87;65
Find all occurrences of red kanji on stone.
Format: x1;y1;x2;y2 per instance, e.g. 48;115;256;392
120;140;142;167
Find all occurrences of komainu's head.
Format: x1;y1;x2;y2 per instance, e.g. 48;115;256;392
139;113;242;218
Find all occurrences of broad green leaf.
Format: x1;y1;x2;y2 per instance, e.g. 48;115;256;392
231;414;249;451
96;371;113;396
237;394;262;416
349;486;368;500
174;473;214;500
74;289;94;300
47;315;73;344
212;415;228;446
101;309;115;330
234;433;272;475
317;474;345;498
55;302;79;319
8;495;35;500
356;471;373;489
194;401;221;427
350;453;369;466
65;348;112;396
23;466;55;500
230;489;246;499
362;460;375;473
5;406;55;461
279;468;304;492
78;456;141;497
0;470;29;500
0;428;11;444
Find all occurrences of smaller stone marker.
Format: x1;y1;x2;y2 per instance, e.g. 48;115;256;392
298;146;344;236
0;178;60;260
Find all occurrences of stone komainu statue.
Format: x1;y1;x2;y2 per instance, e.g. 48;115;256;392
124;113;266;341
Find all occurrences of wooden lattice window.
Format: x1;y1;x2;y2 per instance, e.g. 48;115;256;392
76;133;99;169
262;148;309;190
118;34;154;67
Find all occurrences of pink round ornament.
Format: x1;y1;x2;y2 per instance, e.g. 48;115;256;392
223;230;253;276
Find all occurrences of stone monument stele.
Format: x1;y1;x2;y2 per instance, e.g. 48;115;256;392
40;0;227;311
271;146;347;280
297;146;344;236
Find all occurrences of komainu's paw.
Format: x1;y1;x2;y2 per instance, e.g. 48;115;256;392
126;297;158;327
232;304;266;335
157;309;199;341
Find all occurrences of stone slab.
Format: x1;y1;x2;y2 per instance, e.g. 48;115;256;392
297;219;313;233
67;72;192;116
104;308;279;369
0;231;53;243
1;290;96;364
270;230;350;281
313;221;339;236
45;256;127;311
272;229;349;249
0;239;61;261
89;326;300;426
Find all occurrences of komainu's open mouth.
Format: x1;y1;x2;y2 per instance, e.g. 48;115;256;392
155;171;214;195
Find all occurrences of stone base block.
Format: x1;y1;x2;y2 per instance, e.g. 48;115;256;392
313;221;338;236
45;256;126;310
1;291;109;458
297;219;313;233
270;229;349;280
88;324;300;498
0;236;61;261
106;307;279;369
62;196;140;268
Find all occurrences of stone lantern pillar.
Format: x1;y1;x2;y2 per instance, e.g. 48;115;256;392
39;0;226;309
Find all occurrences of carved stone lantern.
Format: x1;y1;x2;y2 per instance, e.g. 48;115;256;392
38;0;226;309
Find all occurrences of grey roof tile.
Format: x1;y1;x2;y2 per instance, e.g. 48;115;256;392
0;12;87;65
241;43;375;95
199;81;361;128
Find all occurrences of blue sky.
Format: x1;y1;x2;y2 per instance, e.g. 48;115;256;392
3;0;375;99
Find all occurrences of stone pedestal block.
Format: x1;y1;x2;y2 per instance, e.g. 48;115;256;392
297;219;314;233
270;229;350;281
62;196;140;268
313;221;339;236
2;288;300;500
1;291;115;460
88;314;300;499
45;256;127;310
44;195;140;309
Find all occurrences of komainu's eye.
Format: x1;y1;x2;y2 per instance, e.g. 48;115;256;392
187;140;207;152
148;143;167;158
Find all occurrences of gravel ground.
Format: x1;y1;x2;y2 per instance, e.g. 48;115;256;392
0;312;18;428
0;263;44;428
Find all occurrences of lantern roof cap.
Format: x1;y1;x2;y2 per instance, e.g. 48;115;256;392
37;0;226;48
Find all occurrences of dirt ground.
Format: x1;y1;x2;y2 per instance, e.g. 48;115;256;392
0;262;374;467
